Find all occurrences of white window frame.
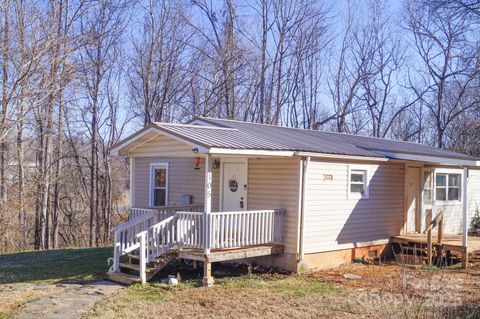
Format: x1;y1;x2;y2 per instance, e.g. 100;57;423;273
434;171;462;203
422;169;434;206
149;163;169;207
348;165;370;200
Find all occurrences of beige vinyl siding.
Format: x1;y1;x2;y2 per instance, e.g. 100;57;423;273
436;169;480;234
132;156;221;210
129;135;194;157
303;160;404;253
133;157;204;208
247;157;301;254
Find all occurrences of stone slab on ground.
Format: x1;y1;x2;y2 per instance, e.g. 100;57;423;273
15;281;123;319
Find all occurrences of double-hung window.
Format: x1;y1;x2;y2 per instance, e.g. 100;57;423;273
435;173;460;202
150;163;168;207
348;167;369;199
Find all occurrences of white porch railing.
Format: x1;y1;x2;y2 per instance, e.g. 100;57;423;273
128;205;203;221
112;205;203;272
112;207;285;283
209;209;285;249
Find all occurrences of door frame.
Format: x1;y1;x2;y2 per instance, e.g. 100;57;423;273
420;167;434;232
219;157;248;211
404;165;421;234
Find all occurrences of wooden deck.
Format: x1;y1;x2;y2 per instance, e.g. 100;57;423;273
177;244;284;262
392;234;480;253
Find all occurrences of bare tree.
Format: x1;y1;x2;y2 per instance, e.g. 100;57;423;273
76;0;129;246
129;0;191;126
406;0;480;148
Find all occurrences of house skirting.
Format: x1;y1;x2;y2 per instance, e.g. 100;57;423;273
299;244;392;271
233;244;392;273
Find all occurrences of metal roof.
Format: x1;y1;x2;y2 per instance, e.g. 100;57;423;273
191;118;480;163
112;118;479;165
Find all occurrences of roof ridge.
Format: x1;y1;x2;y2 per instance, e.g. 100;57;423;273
154;121;238;131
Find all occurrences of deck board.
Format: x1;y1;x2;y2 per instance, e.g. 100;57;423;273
177;244;284;262
392;234;480;253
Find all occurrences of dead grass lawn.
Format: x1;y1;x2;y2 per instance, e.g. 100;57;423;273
87;262;480;319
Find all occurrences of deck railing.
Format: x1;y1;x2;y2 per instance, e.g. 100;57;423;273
209;209;285;249
128;205;203;221
112;205;203;273
114;207;285;283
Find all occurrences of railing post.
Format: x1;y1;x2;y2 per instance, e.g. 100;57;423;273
138;231;147;284
113;231;120;273
427;228;432;266
204;155;212;254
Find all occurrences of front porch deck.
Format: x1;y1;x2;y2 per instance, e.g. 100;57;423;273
108;207;286;285
177;243;284;262
392;234;480;254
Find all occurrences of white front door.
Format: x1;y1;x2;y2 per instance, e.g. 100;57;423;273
221;161;247;211
405;167;420;233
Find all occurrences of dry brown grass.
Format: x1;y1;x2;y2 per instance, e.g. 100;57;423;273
87;262;480;319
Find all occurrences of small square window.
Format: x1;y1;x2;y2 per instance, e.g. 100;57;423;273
350;169;367;197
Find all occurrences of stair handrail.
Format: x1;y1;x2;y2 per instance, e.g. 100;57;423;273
136;215;178;284
112;212;157;274
423;210;444;265
112;211;155;232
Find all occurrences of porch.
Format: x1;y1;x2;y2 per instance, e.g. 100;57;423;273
396;165;478;268
107;206;285;285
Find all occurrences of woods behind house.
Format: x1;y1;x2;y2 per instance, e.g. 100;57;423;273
0;0;479;253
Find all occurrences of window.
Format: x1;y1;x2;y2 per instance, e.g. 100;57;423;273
150;164;168;206
435;173;460;202
423;171;433;205
349;168;368;198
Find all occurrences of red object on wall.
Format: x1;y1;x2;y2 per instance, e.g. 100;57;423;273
194;157;201;170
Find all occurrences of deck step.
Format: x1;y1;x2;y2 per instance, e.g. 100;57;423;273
119;262;158;273
106;272;141;285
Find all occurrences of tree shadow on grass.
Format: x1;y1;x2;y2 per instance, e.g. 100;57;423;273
0;247;112;285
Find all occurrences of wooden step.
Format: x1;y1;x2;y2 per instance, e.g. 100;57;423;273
106;272;141;285
128;253;174;263
119;262;158;273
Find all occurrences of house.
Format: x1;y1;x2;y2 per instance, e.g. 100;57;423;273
108;117;480;286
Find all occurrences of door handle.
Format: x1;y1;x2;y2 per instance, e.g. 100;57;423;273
240;197;244;209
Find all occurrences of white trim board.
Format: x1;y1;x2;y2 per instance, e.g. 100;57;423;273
149;162;169;207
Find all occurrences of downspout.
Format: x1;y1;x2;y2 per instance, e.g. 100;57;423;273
462;167;469;268
298;156;310;262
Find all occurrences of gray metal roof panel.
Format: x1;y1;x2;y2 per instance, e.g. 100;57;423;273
194;118;479;161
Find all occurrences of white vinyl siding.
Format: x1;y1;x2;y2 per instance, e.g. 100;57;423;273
247;157;301;254
433;169;480;234
303;160;404;253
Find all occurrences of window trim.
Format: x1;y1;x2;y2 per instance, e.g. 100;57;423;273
422;169;434;206
149;162;169;207
347;165;370;200
433;169;462;204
